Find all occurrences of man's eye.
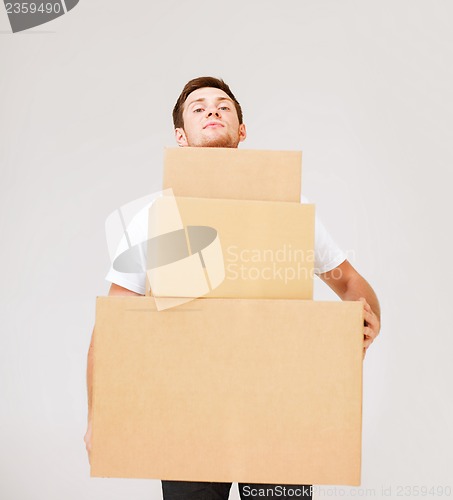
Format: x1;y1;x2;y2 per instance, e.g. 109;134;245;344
193;108;204;113
219;106;230;111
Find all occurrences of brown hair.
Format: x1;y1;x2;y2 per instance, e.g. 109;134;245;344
172;76;243;129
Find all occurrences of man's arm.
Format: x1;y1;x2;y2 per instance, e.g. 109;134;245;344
84;283;143;461
319;259;381;357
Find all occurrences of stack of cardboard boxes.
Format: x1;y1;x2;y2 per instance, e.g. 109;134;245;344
91;148;363;485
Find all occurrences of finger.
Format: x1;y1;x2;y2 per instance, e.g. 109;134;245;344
364;310;377;328
363;336;374;349
84;434;91;452
358;297;371;310
363;326;375;340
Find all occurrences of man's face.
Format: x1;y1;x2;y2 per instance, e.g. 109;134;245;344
175;87;247;148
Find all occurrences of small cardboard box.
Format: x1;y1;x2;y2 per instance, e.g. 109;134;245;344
163;148;302;202
91;297;363;486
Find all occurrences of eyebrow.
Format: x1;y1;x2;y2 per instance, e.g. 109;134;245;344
186;96;233;108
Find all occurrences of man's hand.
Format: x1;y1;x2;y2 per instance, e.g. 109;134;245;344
319;260;381;359
84;420;92;464
359;297;380;359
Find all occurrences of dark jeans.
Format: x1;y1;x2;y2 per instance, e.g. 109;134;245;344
161;480;312;499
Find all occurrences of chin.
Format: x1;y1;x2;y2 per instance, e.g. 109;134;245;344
204;141;238;148
200;137;239;148
195;135;240;148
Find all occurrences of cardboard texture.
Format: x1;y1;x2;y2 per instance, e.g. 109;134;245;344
146;196;315;300
91;297;363;485
163;148;302;202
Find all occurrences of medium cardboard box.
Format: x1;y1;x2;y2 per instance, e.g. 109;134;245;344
146;196;315;300
163;148;302;202
91;297;363;485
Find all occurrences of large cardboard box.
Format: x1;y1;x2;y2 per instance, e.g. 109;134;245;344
146;196;315;300
163;148;302;202
91;297;363;485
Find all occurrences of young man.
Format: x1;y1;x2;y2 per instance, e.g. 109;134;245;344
85;76;381;500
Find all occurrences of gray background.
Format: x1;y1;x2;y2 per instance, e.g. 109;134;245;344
1;1;452;499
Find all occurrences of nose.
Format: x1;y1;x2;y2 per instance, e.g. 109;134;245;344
206;104;221;118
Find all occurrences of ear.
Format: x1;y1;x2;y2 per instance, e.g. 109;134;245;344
238;123;247;143
175;127;189;147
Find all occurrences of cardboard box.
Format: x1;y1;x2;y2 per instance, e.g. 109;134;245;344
163;148;302;202
91;297;363;485
146;196;315;300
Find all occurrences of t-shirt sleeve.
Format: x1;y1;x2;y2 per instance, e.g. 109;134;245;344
301;195;347;274
104;205;148;295
312;215;347;274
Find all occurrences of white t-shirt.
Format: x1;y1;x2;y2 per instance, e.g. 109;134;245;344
105;195;346;295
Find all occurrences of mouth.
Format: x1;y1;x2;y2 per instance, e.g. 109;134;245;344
203;121;224;129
